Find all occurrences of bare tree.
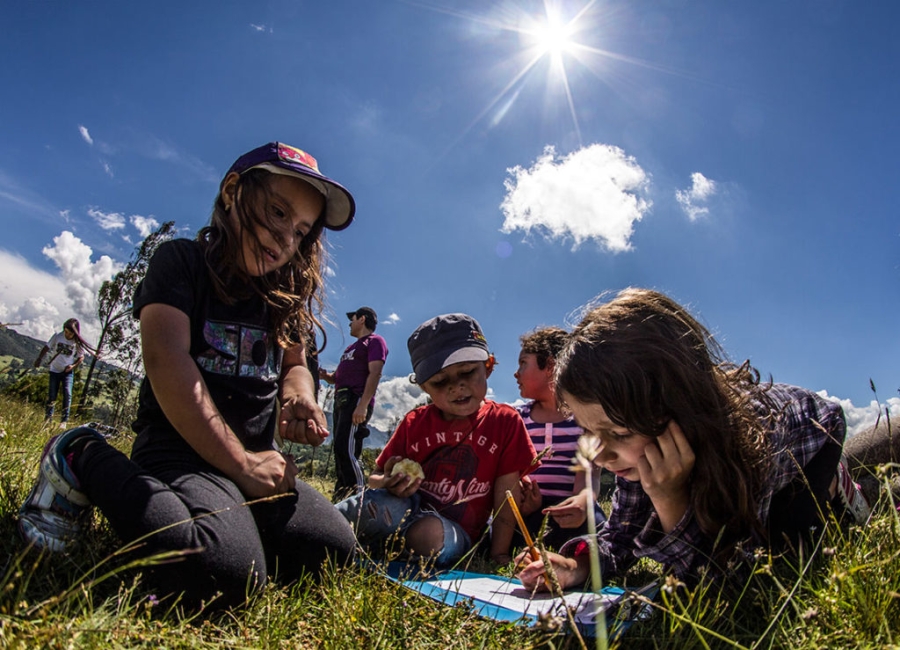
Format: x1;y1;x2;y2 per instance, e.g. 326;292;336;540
76;221;175;417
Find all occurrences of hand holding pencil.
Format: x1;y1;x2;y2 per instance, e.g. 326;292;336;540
509;489;589;593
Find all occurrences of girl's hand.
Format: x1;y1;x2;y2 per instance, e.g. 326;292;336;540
543;492;588;529
637;420;695;533
380;456;422;498
280;395;329;446
236;449;298;498
519;475;543;516
514;550;586;592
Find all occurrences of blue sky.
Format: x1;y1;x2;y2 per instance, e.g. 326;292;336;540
1;0;897;436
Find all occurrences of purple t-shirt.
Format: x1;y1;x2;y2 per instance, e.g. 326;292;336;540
334;334;388;404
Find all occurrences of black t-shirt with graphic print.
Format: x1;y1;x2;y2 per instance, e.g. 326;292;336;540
131;239;283;460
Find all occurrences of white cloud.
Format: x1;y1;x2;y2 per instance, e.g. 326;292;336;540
819;390;900;438
384;313;401;326
250;23;271;32
131;214;160;238
78;125;93;145
41;231;121;321
369;376;427;433
102;161;114;178
0;250;68;340
675;172;717;221
500;144;652;252
88;208;126;230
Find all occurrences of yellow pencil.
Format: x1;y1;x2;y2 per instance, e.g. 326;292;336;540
505;489;540;563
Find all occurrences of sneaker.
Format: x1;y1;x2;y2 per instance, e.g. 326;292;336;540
17;426;104;552
835;459;871;526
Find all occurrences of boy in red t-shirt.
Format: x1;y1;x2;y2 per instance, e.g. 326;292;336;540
336;313;537;567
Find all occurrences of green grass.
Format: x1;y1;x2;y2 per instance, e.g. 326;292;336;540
1;393;899;649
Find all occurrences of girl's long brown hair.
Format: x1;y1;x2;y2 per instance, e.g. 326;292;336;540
197;169;328;352
556;288;772;546
62;318;97;357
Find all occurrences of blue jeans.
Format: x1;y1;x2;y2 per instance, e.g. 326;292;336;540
335;489;471;567
46;371;74;422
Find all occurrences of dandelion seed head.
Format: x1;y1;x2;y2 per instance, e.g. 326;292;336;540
575;434;601;469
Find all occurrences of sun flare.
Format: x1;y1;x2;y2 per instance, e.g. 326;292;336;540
532;17;575;56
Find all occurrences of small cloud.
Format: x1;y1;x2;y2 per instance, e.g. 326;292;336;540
102;161;114;178
675;172;717;221
131;215;160;238
88;208;126;230
78;125;94;146
250;23;272;33
384;313;401;326
59;209;70;222
500;144;652;252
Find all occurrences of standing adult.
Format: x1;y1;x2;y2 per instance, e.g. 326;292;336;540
320;307;388;501
34;318;94;426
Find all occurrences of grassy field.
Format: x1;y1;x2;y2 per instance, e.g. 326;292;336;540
1;393;899;649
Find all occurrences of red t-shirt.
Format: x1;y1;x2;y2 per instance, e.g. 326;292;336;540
377;400;537;541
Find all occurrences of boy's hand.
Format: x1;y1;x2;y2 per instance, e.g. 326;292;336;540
519;475;543;516
381;456;423;498
543;492;588;529
637;420;694;533
280;395;329;446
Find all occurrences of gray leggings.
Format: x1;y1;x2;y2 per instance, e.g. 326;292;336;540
75;434;356;608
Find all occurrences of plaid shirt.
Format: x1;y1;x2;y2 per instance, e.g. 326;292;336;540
562;384;845;580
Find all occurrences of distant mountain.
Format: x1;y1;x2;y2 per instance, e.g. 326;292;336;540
0;327;45;361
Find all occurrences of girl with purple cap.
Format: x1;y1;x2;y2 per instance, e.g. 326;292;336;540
19;142;357;608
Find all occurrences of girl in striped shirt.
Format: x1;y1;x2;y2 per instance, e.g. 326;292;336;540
515;327;605;549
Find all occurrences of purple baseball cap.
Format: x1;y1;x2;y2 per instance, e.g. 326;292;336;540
227;142;355;231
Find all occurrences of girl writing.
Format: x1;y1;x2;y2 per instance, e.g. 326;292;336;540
19;142;357;608
517;288;869;590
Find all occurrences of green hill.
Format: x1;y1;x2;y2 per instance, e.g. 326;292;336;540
0;327;44;361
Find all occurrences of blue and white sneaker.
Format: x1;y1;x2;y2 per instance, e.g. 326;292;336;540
17;426;105;552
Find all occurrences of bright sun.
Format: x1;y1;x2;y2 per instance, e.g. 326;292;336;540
533;18;574;56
